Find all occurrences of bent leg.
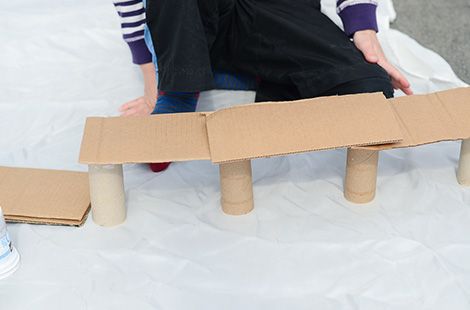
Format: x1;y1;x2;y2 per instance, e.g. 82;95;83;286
146;0;215;92
223;0;391;101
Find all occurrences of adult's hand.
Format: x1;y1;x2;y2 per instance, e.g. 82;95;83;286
353;30;413;95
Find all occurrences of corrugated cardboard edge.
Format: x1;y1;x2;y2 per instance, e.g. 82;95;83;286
5;206;90;227
358;87;470;151
210;140;402;164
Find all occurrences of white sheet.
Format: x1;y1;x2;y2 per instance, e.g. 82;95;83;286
1;1;470;309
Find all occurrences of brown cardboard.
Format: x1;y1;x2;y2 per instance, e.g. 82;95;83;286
360;87;470;151
79;93;403;165
344;149;379;203
219;160;254;215
205;93;403;163
88;164;126;227
0;166;90;226
79;113;211;164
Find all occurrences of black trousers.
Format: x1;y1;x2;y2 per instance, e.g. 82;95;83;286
146;0;393;101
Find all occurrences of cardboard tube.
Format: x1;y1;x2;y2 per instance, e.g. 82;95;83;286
88;164;126;227
219;160;254;215
344;148;379;204
457;139;470;186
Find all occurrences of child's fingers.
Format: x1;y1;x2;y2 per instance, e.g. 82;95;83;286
122;107;140;116
119;98;144;113
121;103;153;116
378;59;413;95
119;101;134;112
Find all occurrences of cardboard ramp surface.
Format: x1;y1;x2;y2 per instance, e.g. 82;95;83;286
0;166;90;226
80;93;403;165
360;87;470;151
206;93;403;163
79;113;211;164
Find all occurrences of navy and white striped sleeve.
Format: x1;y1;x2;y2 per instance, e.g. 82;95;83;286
113;0;152;65
336;0;379;37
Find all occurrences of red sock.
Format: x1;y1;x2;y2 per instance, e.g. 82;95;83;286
148;162;171;173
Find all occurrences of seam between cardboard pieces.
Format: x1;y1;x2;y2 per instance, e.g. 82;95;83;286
79;87;470;165
205;92;404;163
434;91;468;136
79;92;405;165
358;87;470;151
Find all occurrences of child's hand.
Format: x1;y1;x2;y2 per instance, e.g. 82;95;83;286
353;30;413;95
119;63;157;116
119;94;156;116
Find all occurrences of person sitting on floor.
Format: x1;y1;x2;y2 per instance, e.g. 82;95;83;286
113;0;413;172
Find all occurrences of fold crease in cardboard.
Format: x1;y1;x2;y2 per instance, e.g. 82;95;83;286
359;88;470;151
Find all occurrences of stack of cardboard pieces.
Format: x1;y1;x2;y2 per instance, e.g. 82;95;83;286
0;166;90;226
79;87;470;227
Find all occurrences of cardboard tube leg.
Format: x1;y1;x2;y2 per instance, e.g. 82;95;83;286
88;164;126;227
457;139;470;186
219;161;254;215
344;149;379;204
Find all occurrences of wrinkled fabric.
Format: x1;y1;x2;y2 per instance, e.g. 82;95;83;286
0;1;469;309
147;0;389;98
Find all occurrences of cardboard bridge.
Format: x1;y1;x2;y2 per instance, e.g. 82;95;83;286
79;88;470;227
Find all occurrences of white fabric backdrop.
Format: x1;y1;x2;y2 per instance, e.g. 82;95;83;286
1;1;469;309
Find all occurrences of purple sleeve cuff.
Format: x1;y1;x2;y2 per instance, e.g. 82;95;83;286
127;39;152;65
338;4;378;37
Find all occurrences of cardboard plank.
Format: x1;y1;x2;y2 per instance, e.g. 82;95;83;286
79;113;211;164
361;87;470;150
0;166;90;226
206;93;403;163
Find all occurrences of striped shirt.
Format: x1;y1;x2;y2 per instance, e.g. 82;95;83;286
113;0;152;64
113;0;379;65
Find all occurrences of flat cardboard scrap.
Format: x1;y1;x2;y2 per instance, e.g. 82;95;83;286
360;87;470;151
0;166;90;226
79;93;403;164
206;93;402;163
79;113;210;164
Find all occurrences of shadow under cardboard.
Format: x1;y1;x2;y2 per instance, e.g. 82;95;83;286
119;140;470;240
125;140;464;212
